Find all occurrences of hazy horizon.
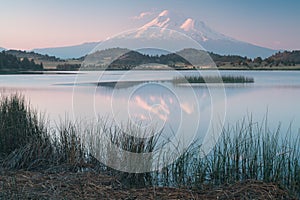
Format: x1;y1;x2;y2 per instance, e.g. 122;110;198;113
1;0;300;51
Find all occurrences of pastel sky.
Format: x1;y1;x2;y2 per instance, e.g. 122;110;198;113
1;0;299;50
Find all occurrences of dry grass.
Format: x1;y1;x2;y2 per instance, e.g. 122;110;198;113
0;170;296;200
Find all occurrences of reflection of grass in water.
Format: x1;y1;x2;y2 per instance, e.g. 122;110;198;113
173;75;254;84
0;94;299;198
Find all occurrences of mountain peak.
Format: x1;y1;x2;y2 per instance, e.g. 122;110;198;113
180;18;195;31
159;10;169;17
141;10;231;42
137;10;276;58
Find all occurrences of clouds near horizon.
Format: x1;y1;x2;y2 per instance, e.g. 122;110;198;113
132;11;154;20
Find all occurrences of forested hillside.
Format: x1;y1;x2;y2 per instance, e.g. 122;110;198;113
0;52;43;72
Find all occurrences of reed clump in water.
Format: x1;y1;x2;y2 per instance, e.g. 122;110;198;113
173;75;254;84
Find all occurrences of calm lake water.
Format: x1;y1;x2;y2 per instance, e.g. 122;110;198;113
1;70;300;142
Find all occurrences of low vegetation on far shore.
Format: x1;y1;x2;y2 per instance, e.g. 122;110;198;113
173;75;254;84
1;49;300;72
0;94;299;199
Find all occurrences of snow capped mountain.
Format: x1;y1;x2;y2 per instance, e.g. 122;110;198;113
180;18;194;31
138;10;276;58
31;10;276;59
0;47;6;52
142;10;231;42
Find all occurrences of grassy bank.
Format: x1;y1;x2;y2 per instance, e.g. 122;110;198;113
0;94;299;198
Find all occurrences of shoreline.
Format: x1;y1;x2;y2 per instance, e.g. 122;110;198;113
1;66;300;75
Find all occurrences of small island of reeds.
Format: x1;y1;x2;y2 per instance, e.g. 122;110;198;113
173;75;254;84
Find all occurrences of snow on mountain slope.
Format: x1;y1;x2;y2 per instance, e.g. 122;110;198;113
141;10;233;41
31;10;276;59
138;10;276;58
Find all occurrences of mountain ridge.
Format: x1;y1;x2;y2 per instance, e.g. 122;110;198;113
33;42;99;59
82;47;300;70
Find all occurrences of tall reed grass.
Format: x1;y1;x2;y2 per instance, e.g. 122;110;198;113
0;94;45;156
173;75;254;84
0;94;299;197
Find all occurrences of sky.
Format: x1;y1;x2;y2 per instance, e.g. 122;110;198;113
0;0;300;50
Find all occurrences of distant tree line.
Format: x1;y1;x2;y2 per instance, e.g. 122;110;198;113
86;48;300;70
0;51;43;72
2;48;299;72
5;50;62;62
264;51;300;66
56;63;81;71
107;50;193;69
210;50;300;68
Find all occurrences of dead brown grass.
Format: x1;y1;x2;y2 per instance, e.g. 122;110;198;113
0;170;296;200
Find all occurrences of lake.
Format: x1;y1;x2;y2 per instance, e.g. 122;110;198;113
1;70;300;149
